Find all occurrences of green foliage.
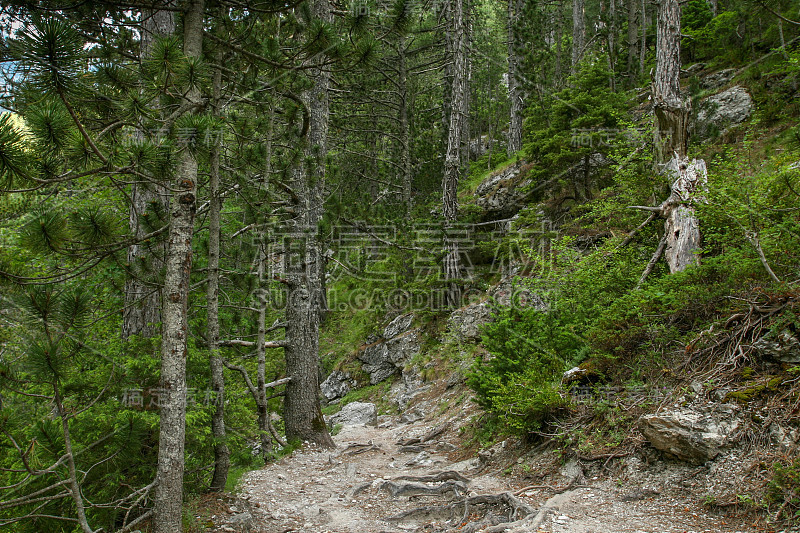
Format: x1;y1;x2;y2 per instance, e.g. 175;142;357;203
467;303;581;433
523;57;632;207
768;457;800;522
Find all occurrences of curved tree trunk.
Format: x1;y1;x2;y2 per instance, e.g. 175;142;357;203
154;0;204;530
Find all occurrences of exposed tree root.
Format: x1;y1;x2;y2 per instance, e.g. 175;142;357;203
385;491;536;531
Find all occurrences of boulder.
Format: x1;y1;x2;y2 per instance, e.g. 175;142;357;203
639;404;742;464
320;371;355;402
389;369;428;410
329;401;378;427
358;330;421;385
448;301;492;341
475;163;532;218
752;330;800;364
490;279;548;310
700;67;736;89
469;134;496;159
384;313;414;339
694;85;753;140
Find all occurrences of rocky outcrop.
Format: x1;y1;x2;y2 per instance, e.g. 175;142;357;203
752;330;800;364
384;313;414;339
475;163;532;218
329;401;378;427
448;301;492;341
700;68;736;89
320;371;356;402
639;403;742;464
358;314;420;385
694;85;753;140
490;279;548;310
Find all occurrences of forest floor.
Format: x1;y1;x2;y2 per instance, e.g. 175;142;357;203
204;411;780;533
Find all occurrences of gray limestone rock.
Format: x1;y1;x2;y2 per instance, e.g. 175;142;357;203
448;301;492;341
639;404;742;464
329;401;378;427
475;164;532;218
320;371;355;402
752;329;800;364
384;313;414;339
358;330;421;385
694;85;753;140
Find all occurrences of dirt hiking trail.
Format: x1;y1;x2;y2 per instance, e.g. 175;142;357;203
209;414;772;533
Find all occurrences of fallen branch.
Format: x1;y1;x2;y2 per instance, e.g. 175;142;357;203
745;230;781;284
636;234;667;289
219;339;288;349
618;212;658;248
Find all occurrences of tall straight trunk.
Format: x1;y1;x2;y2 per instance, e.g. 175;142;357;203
555;0;564;86
462;2;471;171
254;101;277;457
639;0;647;75
154;1;203;531
571;0;586;74
653;0;688;163
507;0;523;156
442;0;467;307
207;61;229;492
123;5;175;339
398;36;413;215
606;0;617;90
653;0;706;274
443;0;467;308
627;0;639;82
283;0;335;449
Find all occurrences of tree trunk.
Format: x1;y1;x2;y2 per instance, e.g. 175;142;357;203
606;0;617;90
254;100;277;458
283;0;334;449
154;1;203;531
443;0;468;308
555;0;564;86
653;0;705;274
507;0;523;156
207;60;229;493
627;0;638;82
123;5;175;339
639;0;647;75
571;0;586;74
398;36;413;215
653;0;689;163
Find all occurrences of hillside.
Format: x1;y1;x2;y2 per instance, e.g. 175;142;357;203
0;1;798;533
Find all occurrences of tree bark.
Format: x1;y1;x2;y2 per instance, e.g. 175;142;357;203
443;0;468;308
154;0;203;531
606;0;617;90
653;0;689;163
571;0;586;74
555;0;564;86
207;59;229;493
653;0;706;274
123;4;175;339
627;0;638;82
398;36;413;215
639;0;647;75
283;0;335;449
507;0;523;156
